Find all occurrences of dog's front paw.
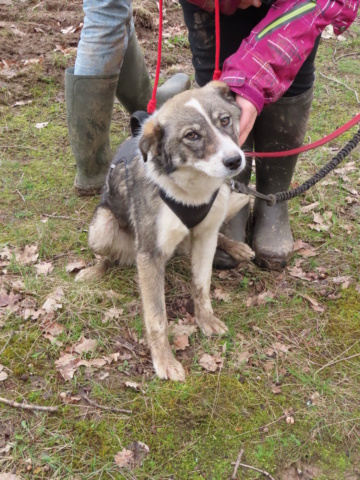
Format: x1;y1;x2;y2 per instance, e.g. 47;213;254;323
152;349;186;382
75;259;110;282
230;242;255;262
196;312;228;336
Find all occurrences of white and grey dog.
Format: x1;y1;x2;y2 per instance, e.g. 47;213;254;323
77;81;254;381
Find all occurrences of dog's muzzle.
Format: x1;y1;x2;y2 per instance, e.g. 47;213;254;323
223;155;243;171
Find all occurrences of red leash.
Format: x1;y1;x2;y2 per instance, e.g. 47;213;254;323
249;112;360;157
147;0;163;114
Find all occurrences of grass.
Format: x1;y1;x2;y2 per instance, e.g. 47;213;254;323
1;16;360;480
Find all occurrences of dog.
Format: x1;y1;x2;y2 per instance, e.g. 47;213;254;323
76;81;254;381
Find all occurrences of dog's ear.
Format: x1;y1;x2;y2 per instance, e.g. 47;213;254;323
139;119;164;163
209;80;236;103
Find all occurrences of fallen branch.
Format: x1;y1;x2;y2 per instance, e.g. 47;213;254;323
315;352;360;376
81;394;132;414
43;213;76;221
231;448;244;479
0;396;58;412
231;460;276;480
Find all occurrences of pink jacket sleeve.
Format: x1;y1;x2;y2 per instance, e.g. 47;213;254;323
189;0;359;112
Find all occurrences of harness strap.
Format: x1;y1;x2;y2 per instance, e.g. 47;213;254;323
159;188;219;229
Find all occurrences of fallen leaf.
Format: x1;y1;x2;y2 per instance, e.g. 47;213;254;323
199;353;223;372
0;474;22;480
272;342;291;354
10;24;25;36
125;381;141;390
13;100;33;107
35;122;49;129
40;315;64;336
15;245;39;265
55;354;82;380
23;57;43;66
173;333;189;351
66;260;86;273
42;287;64;313
23;308;45;320
287;266;310;281
168;323;197;336
74;336;97;354
237;351;251;364
271;385;282;394
103;307;124;323
43;333;63;347
302;294;325;313
34;262;54;276
212;288;230;302
114;449;134;468
99;371;109;380
300;201;319;213
0;370;9;381
0;290;21;307
54;44;77;55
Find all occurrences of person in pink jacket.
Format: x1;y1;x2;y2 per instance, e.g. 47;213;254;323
180;0;359;270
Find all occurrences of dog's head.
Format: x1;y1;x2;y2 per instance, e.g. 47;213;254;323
139;81;246;181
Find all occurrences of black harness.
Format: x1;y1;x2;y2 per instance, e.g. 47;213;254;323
159;188;219;229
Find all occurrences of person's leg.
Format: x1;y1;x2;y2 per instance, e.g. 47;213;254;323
66;0;190;195
251;36;320;270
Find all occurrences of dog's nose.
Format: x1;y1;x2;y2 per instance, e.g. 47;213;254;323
223;155;242;171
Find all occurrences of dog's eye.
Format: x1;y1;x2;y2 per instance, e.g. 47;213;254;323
184;131;199;141
220;116;231;127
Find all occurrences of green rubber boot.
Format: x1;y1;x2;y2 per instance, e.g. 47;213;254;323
252;87;314;270
65;68;118;196
116;31;191;113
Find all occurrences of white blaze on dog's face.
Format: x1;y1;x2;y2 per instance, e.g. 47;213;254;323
139;81;246;182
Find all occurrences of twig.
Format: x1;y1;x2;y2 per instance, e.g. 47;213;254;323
319;71;360;105
314;352;360;376
335;52;360;62
231;449;244;479
16;190;26;203
42;213;76;221
81;394;132;414
0;330;14;356
0;396;58;412
231;461;276;480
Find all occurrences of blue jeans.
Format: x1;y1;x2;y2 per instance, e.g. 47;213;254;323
74;0;134;75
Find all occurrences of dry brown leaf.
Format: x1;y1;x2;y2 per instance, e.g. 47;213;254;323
272;342;291;354
66;260;86;273
287;266;310;281
237;351;251;364
54;44;77;55
114;449;134;468
271;385;282;394
43;333;63;347
212;288;230;302
34;262;54;276
40;315;64;336
0;364;8;382
74;336;97;354
302;295;325;313
0;474;22;480
125;381;141;390
15;245;39;265
0;290;21;307
199;353;223;372
10;24;25;36
23;308;45;320
169;323;197;336
55;354;82;380
103;307;124;323
42;287;64;313
173;333;189;351
300;201;319;213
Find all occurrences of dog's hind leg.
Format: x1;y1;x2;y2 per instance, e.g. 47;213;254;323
76;206;135;282
217;233;254;262
136;252;186;381
191;229;229;336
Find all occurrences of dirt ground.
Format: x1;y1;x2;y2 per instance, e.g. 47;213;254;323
0;0;192;105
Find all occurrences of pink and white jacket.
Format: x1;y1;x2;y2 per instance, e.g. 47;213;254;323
186;0;359;112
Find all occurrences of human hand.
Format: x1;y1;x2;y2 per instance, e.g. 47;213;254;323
236;95;258;146
237;0;261;9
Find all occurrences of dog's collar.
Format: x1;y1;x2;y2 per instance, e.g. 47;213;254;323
159;188;219;229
